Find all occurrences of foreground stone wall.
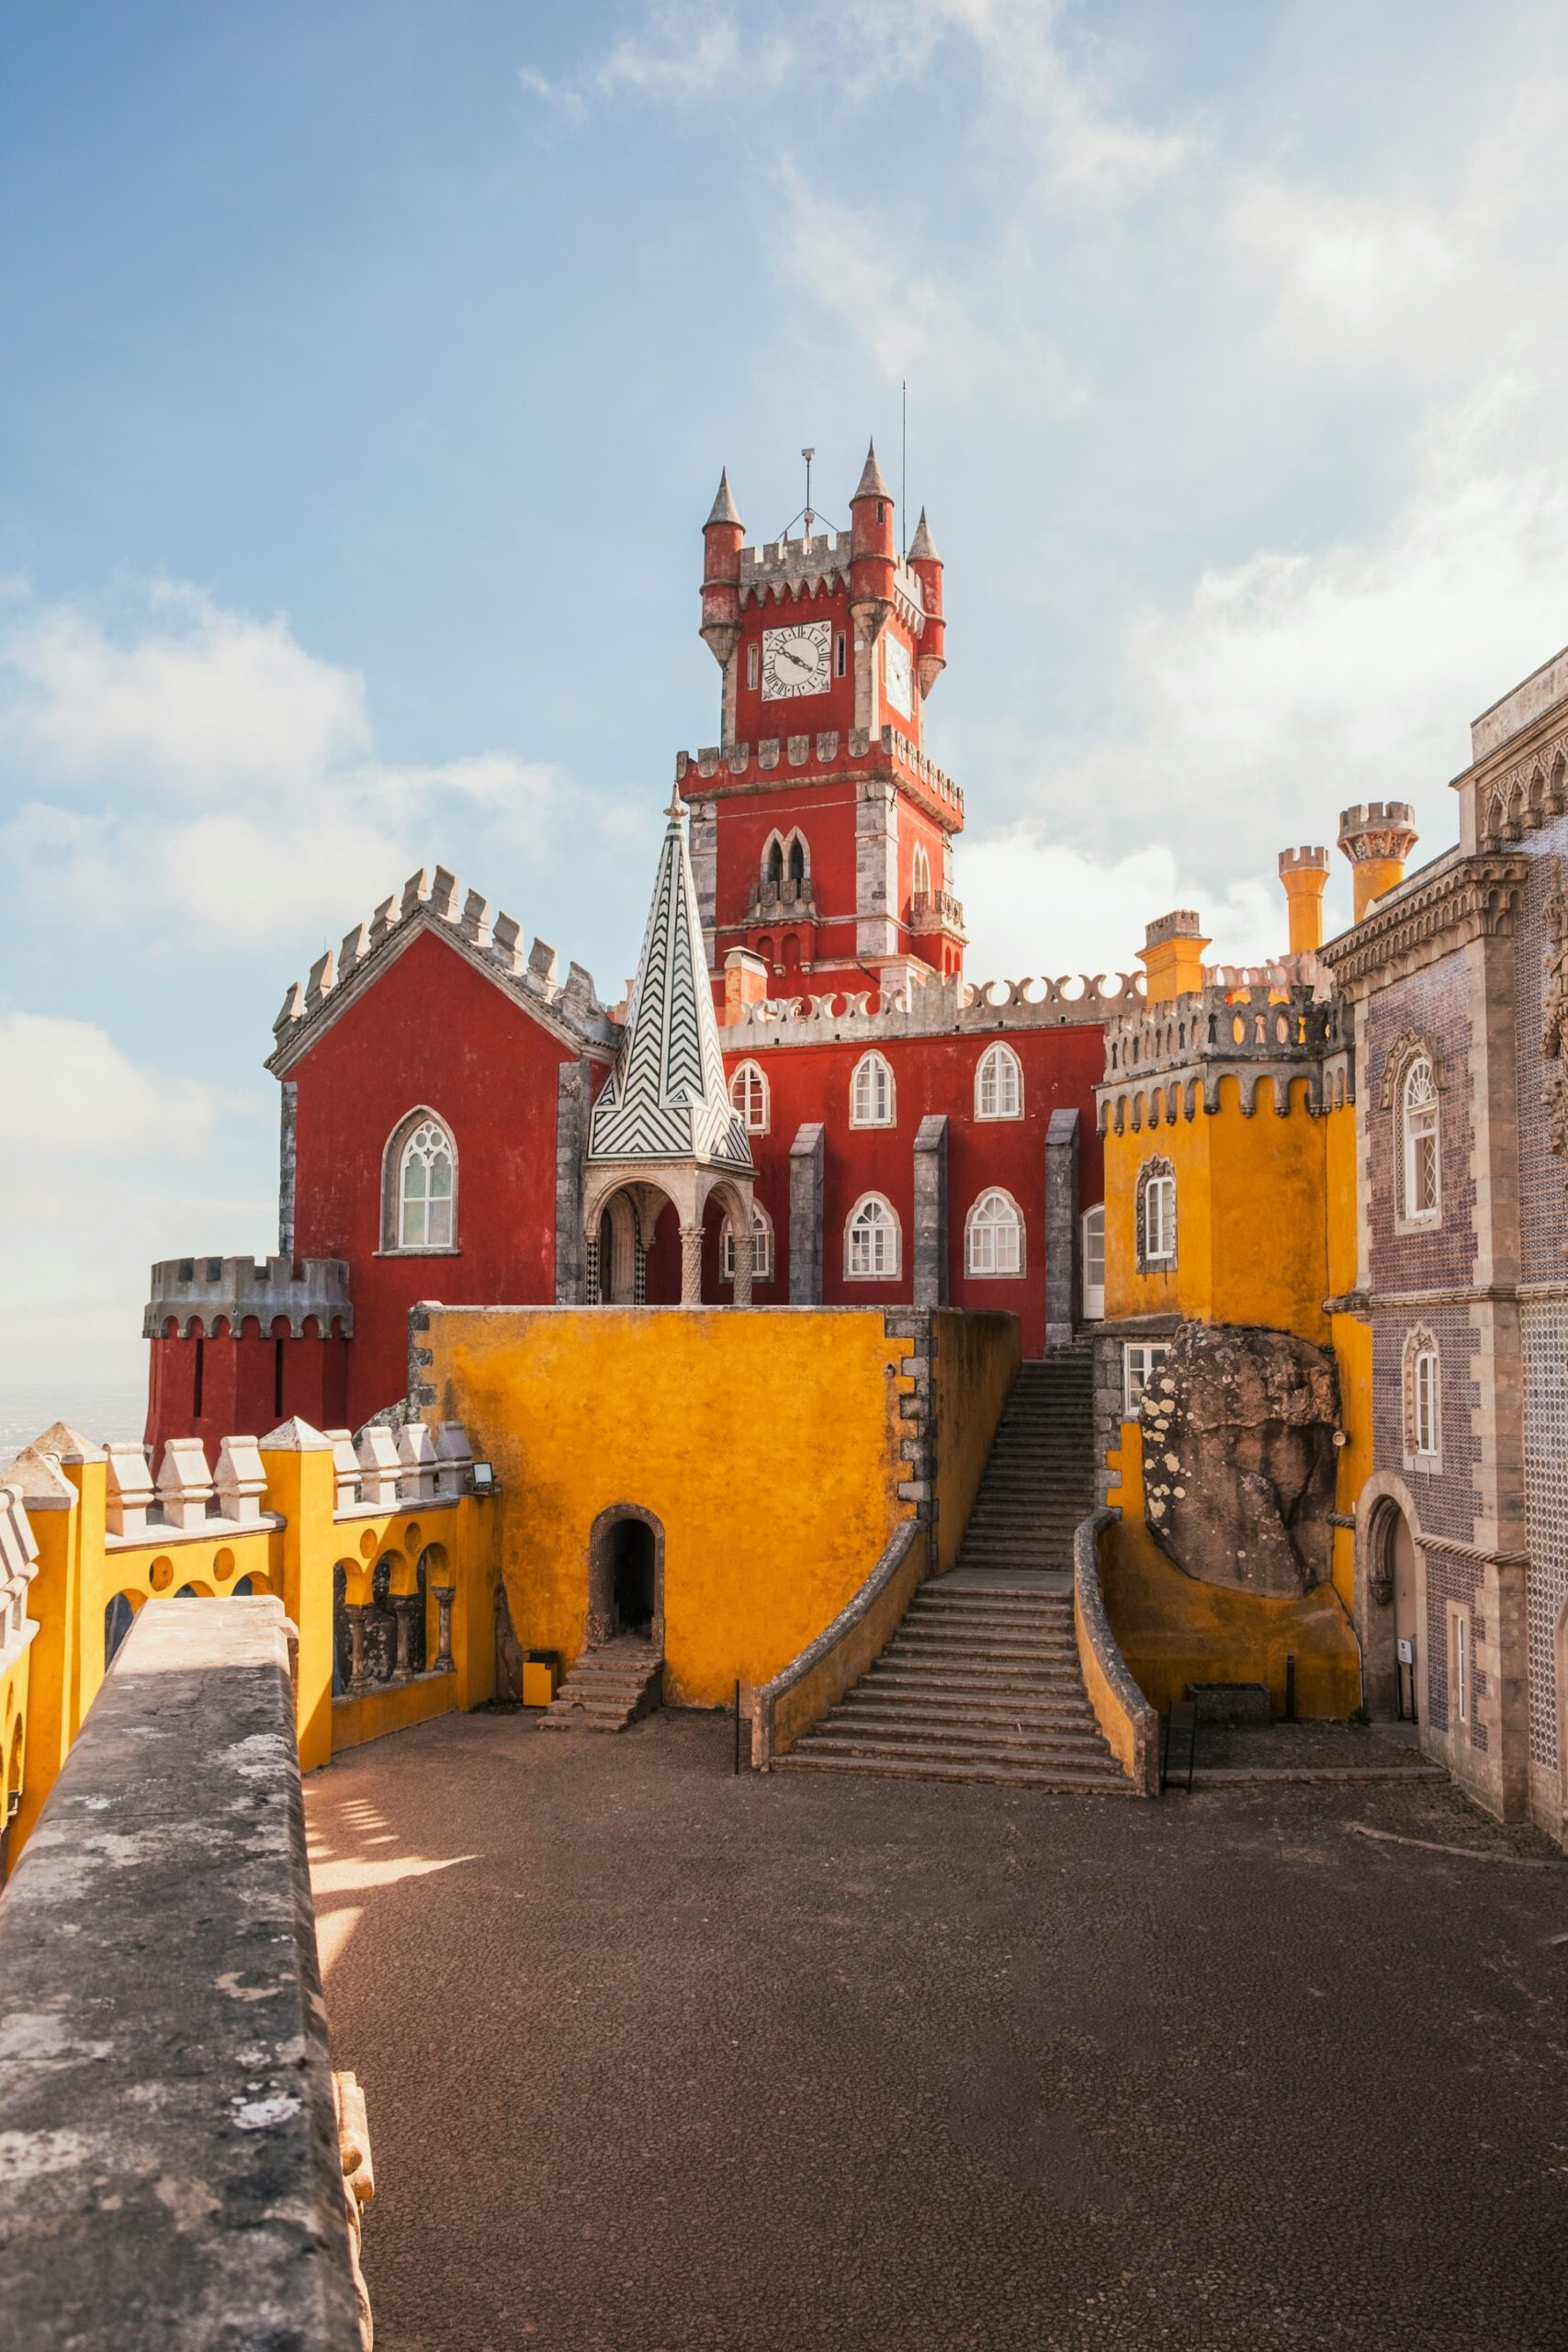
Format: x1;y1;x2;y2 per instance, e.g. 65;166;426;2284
0;1599;365;2349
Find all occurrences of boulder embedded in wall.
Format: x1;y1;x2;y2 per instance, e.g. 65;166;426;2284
1140;1321;1339;1599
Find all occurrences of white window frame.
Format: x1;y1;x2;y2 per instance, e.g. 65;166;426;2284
728;1059;770;1134
1142;1171;1176;1265
1401;1056;1440;1226
911;842;931;899
1414;1344;1439;1458
1081;1204;1105;1321
845;1193;900;1280
382;1108;459;1254
964;1189;1025;1278
720;1203;774;1283
850;1050;896;1129
1123;1341;1169;1416
975;1041;1022;1122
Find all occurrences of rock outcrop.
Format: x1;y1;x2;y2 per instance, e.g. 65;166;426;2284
1140;1322;1340;1598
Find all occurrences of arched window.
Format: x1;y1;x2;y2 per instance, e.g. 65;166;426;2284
1137;1159;1176;1269
1081;1204;1105;1320
788;835;807;888
911;842;931;899
1401;1056;1440;1223
729;1060;769;1133
965;1189;1024;1276
721;1202;774;1283
846;1193;900;1279
850;1050;896;1128
1405;1329;1441;1463
397;1116;456;1250
765;835;784;888
975;1041;1022;1121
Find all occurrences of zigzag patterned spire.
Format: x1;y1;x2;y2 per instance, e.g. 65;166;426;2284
588;795;753;1170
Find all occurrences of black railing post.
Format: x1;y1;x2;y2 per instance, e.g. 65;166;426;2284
733;1678;741;1775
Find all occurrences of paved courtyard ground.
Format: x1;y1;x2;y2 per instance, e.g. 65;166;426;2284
306;1710;1568;2352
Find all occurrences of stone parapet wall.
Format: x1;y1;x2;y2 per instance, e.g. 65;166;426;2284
144;1253;355;1340
676;719;964;825
722;967;1136;1052
0;1597;366;2351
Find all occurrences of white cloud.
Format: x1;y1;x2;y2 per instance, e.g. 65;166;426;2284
961;831;1344;985
0;582;616;951
522;4;791;122
0;1011;215;1154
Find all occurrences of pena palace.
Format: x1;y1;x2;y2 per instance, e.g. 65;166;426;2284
142;443;1118;1453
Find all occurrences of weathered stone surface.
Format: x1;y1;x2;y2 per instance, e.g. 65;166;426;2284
0;1597;362;2350
1140;1321;1340;1598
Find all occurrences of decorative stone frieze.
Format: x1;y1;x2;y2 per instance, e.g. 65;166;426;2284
1319;849;1530;997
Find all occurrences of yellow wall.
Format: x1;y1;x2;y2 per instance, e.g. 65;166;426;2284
1104;1079;1328;1341
422;1305;935;1709
5;1437;499;1868
1104;1419;1360;1717
930;1308;1020;1572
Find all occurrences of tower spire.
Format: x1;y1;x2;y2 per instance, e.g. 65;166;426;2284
705;468;742;528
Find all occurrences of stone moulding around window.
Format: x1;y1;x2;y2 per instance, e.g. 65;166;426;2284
380;1106;457;1254
1402;1324;1441;1472
1134;1156;1176;1274
1382;1034;1443;1234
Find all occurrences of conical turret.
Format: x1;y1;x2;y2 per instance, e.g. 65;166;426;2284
700;468;746;720
908;506;945;696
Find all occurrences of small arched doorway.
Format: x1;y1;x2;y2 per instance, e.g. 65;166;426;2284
588;1506;665;1651
1365;1496;1420;1722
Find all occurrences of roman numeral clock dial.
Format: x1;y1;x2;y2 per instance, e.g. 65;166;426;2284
761;618;830;699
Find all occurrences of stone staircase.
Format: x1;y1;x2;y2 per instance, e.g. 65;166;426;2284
777;1347;1130;1791
537;1639;663;1734
953;1346;1096;1577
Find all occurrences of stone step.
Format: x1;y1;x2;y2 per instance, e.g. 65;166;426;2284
829;1704;1104;1747
776;1745;1131;1792
541;1646;663;1734
863;1667;1091;1701
892;1630;1081;1661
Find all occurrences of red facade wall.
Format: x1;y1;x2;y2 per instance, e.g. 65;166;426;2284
289;929;584;1429
716;1024;1105;1355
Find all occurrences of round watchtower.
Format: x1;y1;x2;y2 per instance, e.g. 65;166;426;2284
1337;803;1417;923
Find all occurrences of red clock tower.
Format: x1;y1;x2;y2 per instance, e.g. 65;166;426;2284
681;444;967;1004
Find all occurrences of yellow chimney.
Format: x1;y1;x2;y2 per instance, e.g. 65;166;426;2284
1138;910;1210;1006
1337;802;1418;924
1278;845;1330;955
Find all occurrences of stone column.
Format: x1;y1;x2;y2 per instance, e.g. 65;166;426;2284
345;1604;372;1696
912;1114;949;1308
554;1057;590;1304
433;1586;456;1674
1045;1107;1081;1348
789;1122;825;1304
680;1224;704;1306
389;1598;416;1683
732;1223;753;1307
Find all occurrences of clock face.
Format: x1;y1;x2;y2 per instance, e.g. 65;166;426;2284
884;632;913;718
761;618;831;700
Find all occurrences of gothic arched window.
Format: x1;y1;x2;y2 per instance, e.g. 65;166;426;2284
850;1050;896;1128
911;842;931;899
965;1189;1024;1277
1136;1158;1176;1270
788;835;807;888
846;1193;900;1279
765;836;784;888
721;1202;774;1283
1402;1056;1440;1224
729;1060;770;1133
976;1041;1022;1121
390;1114;457;1250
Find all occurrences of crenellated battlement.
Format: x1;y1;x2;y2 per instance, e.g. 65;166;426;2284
144;1254;355;1340
723;966;1141;1048
1097;969;1350;1130
675;722;964;825
735;533;928;634
266;864;618;1075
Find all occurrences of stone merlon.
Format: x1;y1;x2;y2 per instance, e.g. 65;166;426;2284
144;1255;355;1340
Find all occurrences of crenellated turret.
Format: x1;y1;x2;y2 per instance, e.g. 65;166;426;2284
908;507;944;697
699;469;744;667
849;441;897;639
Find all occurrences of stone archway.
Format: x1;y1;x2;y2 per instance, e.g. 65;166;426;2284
1356;1474;1426;1722
581;1166;754;1307
587;1504;666;1651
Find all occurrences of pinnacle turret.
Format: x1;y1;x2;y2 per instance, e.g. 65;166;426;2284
852;441;892;503
908;508;941;564
705;468;743;528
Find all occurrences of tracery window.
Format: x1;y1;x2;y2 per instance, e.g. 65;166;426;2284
911;842;931;899
965;1189;1024;1277
398;1118;456;1250
721;1203;774;1283
1406;1329;1441;1462
729;1060;770;1133
846;1193;900;1279
1401;1056;1440;1223
975;1041;1022;1121
850;1050;896;1128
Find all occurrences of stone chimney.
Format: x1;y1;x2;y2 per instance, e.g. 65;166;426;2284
1278;845;1330;955
1337;803;1418;924
1138;910;1211;1006
722;947;769;1025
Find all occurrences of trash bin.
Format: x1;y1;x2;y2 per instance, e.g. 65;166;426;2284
522;1649;560;1708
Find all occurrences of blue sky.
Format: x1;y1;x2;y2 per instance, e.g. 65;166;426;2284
6;0;1568;1408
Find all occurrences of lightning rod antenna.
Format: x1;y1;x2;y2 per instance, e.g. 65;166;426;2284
901;380;908;557
802;446;815;538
